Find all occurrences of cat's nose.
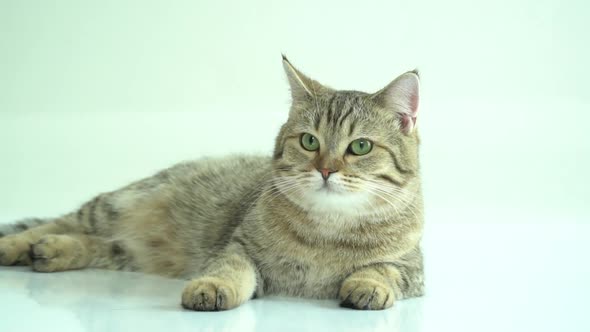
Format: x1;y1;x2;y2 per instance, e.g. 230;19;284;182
318;168;337;181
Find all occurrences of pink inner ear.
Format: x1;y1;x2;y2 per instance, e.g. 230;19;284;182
401;115;415;133
400;90;419;133
409;94;419;118
383;72;420;133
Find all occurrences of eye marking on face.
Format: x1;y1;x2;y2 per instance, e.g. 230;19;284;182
275;164;294;172
347;138;373;156
300;133;320;151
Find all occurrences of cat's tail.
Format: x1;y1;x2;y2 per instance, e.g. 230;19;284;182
0;218;48;237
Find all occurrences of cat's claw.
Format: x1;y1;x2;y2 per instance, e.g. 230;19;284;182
181;277;239;311
339;278;395;310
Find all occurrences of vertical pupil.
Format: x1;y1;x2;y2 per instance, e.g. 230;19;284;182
359;140;364;149
309;136;314;145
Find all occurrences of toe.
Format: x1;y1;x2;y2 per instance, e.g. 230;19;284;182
181;277;238;311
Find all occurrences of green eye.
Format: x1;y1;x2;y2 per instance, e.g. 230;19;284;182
300;133;320;151
349;138;373;155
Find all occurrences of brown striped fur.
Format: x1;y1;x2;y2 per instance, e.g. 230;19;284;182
0;57;424;311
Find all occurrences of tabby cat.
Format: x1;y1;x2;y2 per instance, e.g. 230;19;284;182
0;56;424;311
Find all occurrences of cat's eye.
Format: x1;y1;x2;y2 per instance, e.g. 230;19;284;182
348;138;373;156
300;133;320;151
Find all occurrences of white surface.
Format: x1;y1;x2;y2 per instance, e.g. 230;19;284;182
1;220;588;332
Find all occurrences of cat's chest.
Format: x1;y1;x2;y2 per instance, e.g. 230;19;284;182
243;210;393;298
250;236;384;299
256;250;348;298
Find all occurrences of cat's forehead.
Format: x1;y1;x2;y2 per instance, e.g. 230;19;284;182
297;91;382;129
296;91;369;124
288;89;399;143
322;91;370;109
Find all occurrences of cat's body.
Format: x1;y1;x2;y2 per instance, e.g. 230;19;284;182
0;57;424;310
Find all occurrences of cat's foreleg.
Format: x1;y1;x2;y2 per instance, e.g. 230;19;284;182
181;242;259;311
338;263;403;310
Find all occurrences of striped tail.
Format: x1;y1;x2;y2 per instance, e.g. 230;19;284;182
0;218;48;237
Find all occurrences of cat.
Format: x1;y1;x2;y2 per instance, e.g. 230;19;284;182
0;56;424;311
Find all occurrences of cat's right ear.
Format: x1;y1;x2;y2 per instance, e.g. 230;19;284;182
282;55;329;100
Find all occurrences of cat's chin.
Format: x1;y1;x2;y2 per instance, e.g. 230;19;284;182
288;188;373;217
316;185;340;194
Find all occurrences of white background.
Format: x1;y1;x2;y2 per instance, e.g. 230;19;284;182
1;1;588;331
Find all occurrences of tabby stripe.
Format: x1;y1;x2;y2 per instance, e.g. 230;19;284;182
155;170;170;181
15;222;29;231
329;98;342;128
379;145;414;175
391;153;413;176
233;237;248;248
377;174;404;187
338;102;355;128
77;207;85;224
276;165;293;172
348;121;356;136
110;242;125;256
88;196;100;232
110;241;134;270
326;95;336;126
273;136;284;159
313;111;322;130
102;199;119;221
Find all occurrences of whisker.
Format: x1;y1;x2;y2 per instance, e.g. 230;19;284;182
345;177;421;220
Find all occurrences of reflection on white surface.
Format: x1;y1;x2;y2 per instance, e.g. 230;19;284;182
1;221;588;332
0;267;422;332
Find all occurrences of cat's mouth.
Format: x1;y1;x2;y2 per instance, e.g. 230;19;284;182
317;182;342;194
319;185;334;192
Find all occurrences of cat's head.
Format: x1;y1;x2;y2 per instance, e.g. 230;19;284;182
272;56;421;219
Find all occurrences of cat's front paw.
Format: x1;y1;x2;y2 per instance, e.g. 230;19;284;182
339;278;395;310
181;277;240;311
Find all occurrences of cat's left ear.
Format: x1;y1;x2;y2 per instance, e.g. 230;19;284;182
372;70;420;134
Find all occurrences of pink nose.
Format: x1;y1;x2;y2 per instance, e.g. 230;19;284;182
319;168;336;181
